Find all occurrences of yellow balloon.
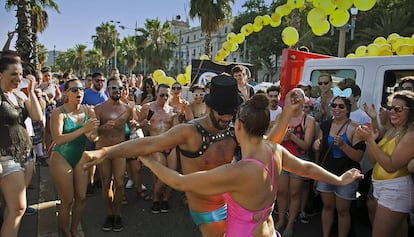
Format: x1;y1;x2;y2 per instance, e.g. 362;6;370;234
226;32;236;42
270;13;282;27
262;15;271;25
280;4;292;16
200;54;210;60
282;27;299;47
253;23;263;32
355;46;367;57
378;49;393;56
254;16;264;26
373;37;387;45
346;53;357;58
334;0;353;10
307;8;326;28
329;9;350;27
397;44;414;56
242;23;254;36
230;42;239;52
354;0;376;11
185;65;191;74
157;76;169;85
367;44;380;56
287;0;304;8
176;74;186;85
318;0;335;15
387;33;400;44
153;69;165;80
312;20;330;36
222;41;232;51
235;33;245;44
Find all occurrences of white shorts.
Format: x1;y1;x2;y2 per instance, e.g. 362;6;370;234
373;175;414;213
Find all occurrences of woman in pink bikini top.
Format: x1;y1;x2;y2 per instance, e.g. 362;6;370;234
139;93;363;237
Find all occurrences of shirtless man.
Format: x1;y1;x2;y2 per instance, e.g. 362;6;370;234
94;77;133;232
138;83;177;213
82;74;302;237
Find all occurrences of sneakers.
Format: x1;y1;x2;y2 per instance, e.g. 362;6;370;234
160;201;169;213
38;156;49;167
125;179;134;189
24;206;37;216
299;211;309;224
101;215;114;231
113;215;123;232
151;201;161;214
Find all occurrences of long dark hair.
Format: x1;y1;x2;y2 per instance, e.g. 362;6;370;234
141;78;155;102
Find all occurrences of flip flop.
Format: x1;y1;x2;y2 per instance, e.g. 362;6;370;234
137;190;151;201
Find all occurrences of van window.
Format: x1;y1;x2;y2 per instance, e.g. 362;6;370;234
309;69;356;97
381;70;414;106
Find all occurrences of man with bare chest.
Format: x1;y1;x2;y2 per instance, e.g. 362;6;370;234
94;77;133;232
138;83;177;213
82;74;300;237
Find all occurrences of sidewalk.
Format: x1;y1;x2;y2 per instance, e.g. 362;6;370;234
19;164;79;237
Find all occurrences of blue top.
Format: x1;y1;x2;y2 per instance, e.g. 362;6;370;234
328;133;351;158
82;88;108;106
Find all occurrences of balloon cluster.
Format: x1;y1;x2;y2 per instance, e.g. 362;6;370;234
214;0;377;62
347;33;414;58
153;65;192;87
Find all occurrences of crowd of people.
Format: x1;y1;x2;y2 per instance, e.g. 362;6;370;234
0;45;413;237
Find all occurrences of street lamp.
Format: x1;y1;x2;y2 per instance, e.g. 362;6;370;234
337;8;358;57
110;20;121;69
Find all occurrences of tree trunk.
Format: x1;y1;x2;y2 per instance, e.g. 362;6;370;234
15;0;33;64
204;32;212;57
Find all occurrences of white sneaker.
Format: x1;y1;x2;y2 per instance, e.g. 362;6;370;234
141;184;147;191
125;179;134;189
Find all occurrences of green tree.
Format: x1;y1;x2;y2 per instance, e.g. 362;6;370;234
137;18;176;72
36;43;47;67
85;49;103;73
5;0;59;66
190;0;234;57
92;22;118;73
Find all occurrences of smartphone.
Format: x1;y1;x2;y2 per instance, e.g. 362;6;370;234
18;78;29;89
147;109;154;120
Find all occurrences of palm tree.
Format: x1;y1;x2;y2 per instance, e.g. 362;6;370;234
5;0;33;63
119;36;142;75
137;19;176;72
85;49;103;73
36;43;48;67
5;0;59;66
93;22;118;74
190;0;234;57
30;0;59;69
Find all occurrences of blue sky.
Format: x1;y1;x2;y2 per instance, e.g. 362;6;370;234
1;0;272;52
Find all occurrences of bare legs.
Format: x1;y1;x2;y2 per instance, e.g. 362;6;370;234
0;170;26;237
49;153;88;237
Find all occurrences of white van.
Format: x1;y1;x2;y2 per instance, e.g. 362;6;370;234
300;55;414;108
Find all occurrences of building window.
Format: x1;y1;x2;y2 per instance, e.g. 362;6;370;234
193;34;196;40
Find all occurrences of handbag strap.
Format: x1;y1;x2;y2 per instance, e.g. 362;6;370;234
319;119;350;165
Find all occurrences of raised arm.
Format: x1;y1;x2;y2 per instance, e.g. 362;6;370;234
267;89;303;143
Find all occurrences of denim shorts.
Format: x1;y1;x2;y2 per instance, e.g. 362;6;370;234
281;154;310;180
0;156;24;177
316;179;359;200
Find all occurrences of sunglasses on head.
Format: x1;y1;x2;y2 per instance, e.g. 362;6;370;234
386;105;409;113
318;81;330;86
193;92;206;97
68;87;84;93
172;86;182;90
107;85;124;90
331;103;346;109
159;93;169;98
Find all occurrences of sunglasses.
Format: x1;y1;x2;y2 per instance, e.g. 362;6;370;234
386;105;410;113
172;86;182;90
330;103;346;109
318;81;330;86
95;79;105;83
68;87;84;92
107;85;124;91
159;93;169;98
193;92;206;97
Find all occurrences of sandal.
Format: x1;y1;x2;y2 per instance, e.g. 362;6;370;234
137;190;151;201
